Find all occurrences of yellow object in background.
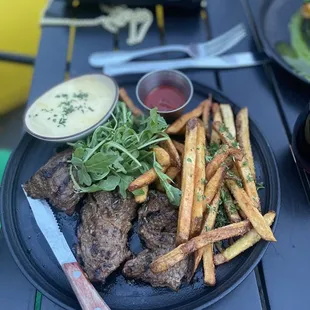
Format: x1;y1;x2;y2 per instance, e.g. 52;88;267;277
0;0;46;115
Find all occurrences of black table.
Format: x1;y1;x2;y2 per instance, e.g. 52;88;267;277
1;0;310;309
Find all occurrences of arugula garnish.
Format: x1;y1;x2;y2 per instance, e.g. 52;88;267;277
69;101;180;205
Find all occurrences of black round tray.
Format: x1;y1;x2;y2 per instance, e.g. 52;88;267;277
257;0;309;84
0;81;280;310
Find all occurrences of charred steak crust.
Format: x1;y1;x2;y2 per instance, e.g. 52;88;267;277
123;247;189;291
138;192;177;249
23;149;82;214
77;191;137;283
123;191;190;290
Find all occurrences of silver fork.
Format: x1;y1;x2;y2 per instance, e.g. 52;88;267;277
89;23;246;67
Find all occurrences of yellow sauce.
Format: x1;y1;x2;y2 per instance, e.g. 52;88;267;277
25;75;118;139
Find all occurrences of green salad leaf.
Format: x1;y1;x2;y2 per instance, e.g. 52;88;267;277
69;101;181;205
153;155;182;206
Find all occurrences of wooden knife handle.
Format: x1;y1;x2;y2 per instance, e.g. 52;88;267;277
62;262;110;310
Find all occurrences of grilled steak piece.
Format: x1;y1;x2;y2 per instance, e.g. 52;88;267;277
123;192;190;290
123;246;189;291
24;149;82;214
77;191;137;283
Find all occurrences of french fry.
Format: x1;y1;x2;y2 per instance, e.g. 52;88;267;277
236;108;256;181
150;220;252;273
203;244;215;285
176;118;199;245
220;104;236;139
214;211;276;265
202;95;212;139
171;140;185;156
226;180;276;241
128;147;170;191
119;88;143;116
205;145;243;181
156;166;180;192
153;146;171;167
166;103;204;135
190;120;206;238
192;190;220;277
221;186;241;223
160;138;181;169
204;165;227;205
213;121;260;210
210;103;223;145
128;169;160;191
134;186;149;203
203;191;221;286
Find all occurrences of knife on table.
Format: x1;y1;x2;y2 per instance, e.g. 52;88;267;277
22;187;111;310
104;52;268;76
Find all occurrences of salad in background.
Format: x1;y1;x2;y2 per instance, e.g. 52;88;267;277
276;1;310;80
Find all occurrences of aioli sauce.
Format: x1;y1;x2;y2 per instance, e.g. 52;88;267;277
144;85;186;111
25;75;117;139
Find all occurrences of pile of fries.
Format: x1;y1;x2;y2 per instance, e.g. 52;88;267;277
121;88;277;286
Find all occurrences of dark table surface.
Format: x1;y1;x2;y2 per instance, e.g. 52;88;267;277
1;0;310;309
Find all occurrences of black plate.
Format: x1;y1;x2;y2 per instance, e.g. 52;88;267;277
257;0;309;84
0;81;280;310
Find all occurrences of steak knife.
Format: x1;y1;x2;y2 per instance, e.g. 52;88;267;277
104;52;268;76
22;187;111;310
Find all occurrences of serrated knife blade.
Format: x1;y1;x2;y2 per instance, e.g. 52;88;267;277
22;186;111;310
22;186;76;265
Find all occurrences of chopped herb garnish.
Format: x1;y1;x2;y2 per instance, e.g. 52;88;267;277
221;188;238;214
232;141;239;148
237;179;243;188
37;91;95;128
205;225;211;232
200;178;207;185
206;155;213;162
215;200;229;228
219;123;227;133
227;132;234;140
227;171;235;178
256;182;265;190
208;142;220;156
242;161;248;167
247;174;254;182
187;157;192;163
206;203;216;213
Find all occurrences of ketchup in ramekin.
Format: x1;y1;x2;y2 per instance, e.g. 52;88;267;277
136;70;193;120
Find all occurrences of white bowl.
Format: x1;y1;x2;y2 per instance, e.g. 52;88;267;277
24;74;119;142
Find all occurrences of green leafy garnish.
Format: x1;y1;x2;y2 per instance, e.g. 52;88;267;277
153;156;182;206
208;142;220;156
247;174;254;183
256;182;265;190
232;141;239;148
132;188;145;196
221;188;238;214
69;102;180;205
206;155;213;163
215;199;229;228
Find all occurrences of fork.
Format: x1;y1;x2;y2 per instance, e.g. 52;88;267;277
89;23;246;67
